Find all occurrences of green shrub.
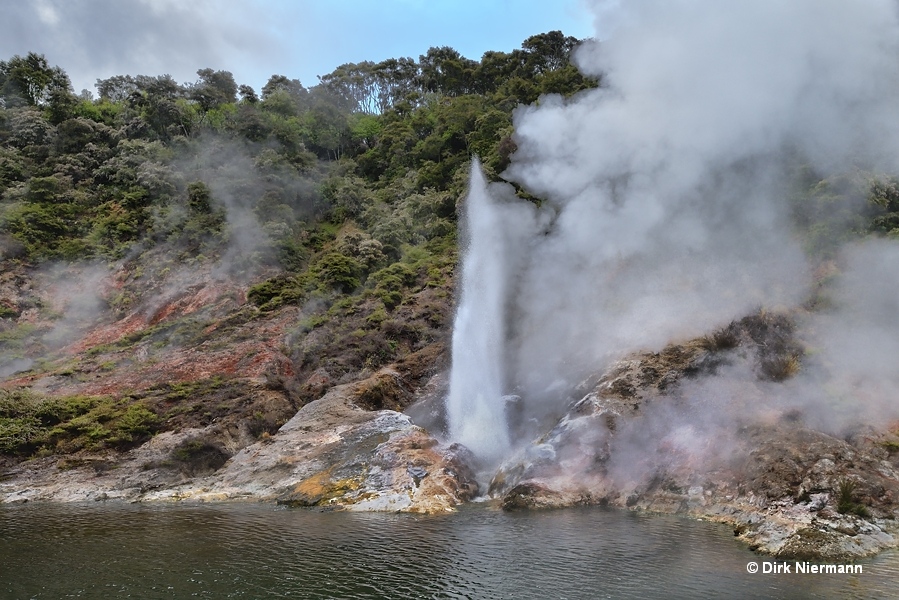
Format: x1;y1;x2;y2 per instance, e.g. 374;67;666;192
314;252;363;293
836;478;870;518
0;415;42;453
0;390;165;454
115;404;159;440
0;390;101;453
369;262;417;309
247;275;302;309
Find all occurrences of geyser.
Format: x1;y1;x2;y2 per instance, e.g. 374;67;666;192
444;161;512;463
445;0;899;464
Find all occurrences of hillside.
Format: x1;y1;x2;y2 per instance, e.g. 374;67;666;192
3;29;899;560
0;32;594;465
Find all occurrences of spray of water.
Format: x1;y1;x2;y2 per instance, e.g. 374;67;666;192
445;0;899;467
445;161;512;463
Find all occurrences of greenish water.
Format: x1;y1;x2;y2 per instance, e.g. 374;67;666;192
0;502;896;599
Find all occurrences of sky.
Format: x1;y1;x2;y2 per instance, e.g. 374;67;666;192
0;0;593;96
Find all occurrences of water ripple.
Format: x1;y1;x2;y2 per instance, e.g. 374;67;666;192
1;503;897;599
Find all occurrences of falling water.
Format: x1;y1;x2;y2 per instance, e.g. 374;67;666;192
445;160;511;463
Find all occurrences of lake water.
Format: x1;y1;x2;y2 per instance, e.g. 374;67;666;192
1;502;897;599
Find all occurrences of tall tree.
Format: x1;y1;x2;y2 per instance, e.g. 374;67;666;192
372;57;420;112
124;75;189;140
238;84;259;103
96;75;142;102
319;62;380;114
190;68;237;112
0;52;72;107
418;47;477;97
521;31;579;75
261;75;306;100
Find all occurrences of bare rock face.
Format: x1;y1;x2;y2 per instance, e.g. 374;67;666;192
491;313;899;559
0;367;478;513
176;370;478;512
0;427;221;503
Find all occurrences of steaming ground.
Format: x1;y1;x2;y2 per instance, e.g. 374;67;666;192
446;0;899;473
602;237;899;486
0;133;322;383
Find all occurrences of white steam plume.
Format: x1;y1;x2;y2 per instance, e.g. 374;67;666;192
447;0;899;460
802;240;899;429
504;0;899;413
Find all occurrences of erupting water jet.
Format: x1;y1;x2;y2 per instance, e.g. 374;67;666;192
445;160;512;464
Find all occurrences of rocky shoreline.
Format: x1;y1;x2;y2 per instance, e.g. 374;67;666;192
489;314;899;561
3;315;899;561
0;367;478;513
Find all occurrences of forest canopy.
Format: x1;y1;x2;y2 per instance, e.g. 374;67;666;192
0;32;595;267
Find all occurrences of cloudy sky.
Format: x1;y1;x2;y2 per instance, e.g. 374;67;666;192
0;0;593;95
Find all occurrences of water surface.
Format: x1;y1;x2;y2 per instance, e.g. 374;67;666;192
1;502;896;599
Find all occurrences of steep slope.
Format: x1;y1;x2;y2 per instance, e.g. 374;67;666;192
491;312;899;559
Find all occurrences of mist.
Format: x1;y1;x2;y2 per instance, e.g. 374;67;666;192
445;160;544;463
447;0;899;468
802;239;899;429
7;134;320;368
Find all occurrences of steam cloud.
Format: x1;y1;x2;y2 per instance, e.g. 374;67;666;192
447;0;899;464
10;135;318;374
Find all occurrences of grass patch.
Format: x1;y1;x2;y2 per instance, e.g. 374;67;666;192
0;323;40;350
698;325;741;352
759;353;802;382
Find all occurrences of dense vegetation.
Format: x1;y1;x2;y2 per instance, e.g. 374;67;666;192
0;33;594;264
0;32;596;456
1;30;898;459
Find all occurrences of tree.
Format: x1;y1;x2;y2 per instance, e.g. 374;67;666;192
521;31;579;75
260;76;308;119
261;75;306;100
320;61;381;114
132;74;183;100
372;57;419;112
418;47;477;96
473;50;523;94
7;109;56;153
0;53;72;107
303;86;353;160
124;75;189;140
238;84;258;104
45;87;78;124
869;178;899;236
348;113;381;150
189;68;237;112
96;75;140;103
187;181;213;213
234;104;267;141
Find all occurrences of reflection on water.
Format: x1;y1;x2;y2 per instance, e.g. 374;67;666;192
0;502;896;599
